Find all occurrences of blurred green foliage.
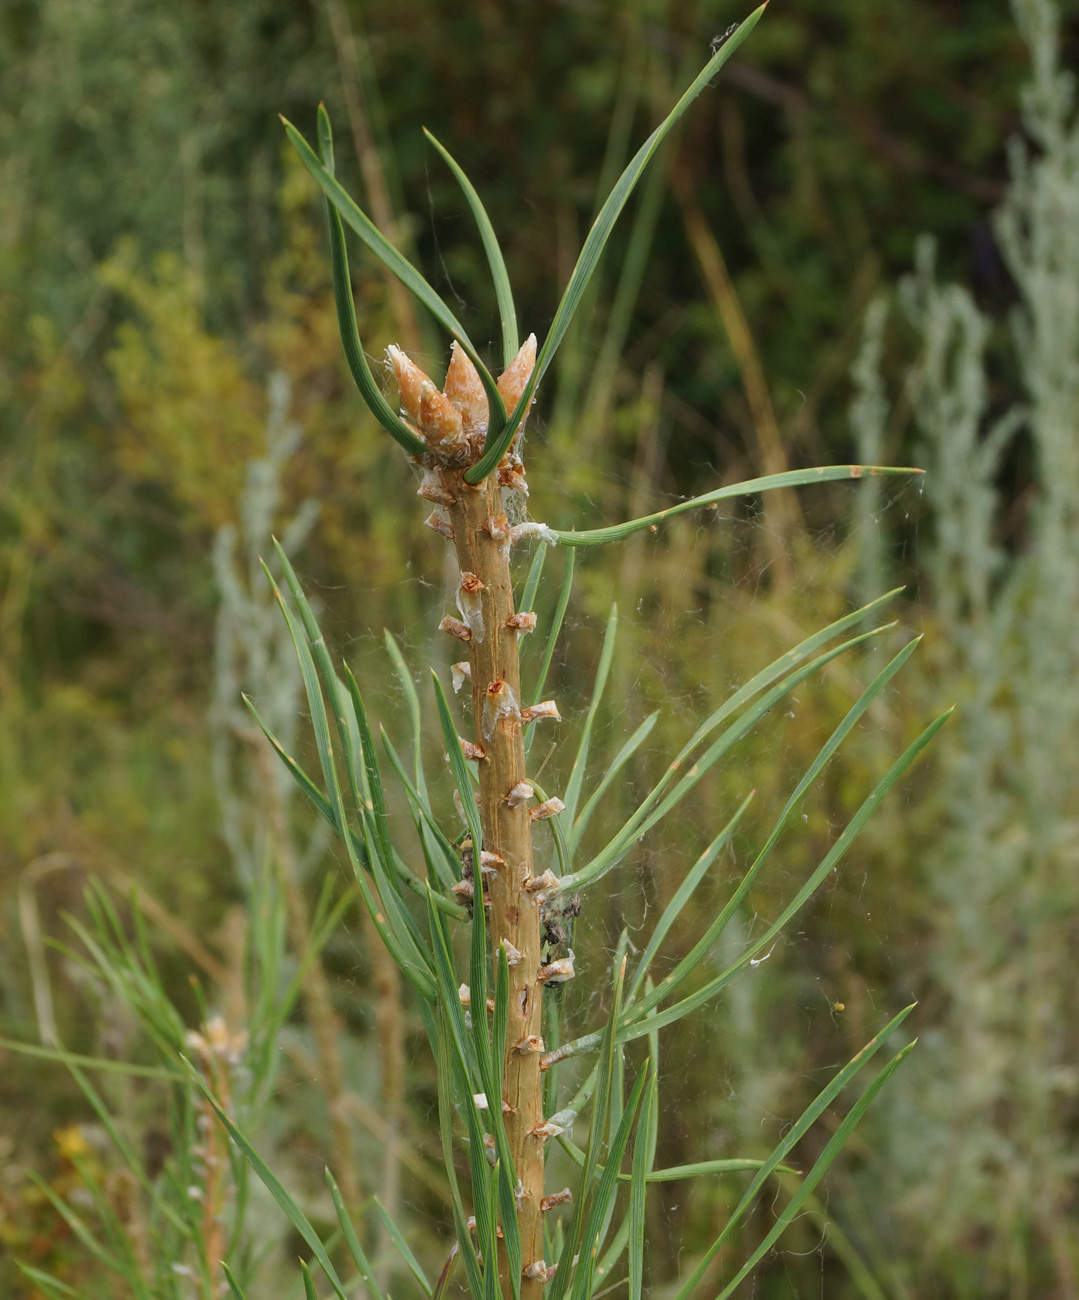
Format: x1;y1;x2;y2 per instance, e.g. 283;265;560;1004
3;0;1079;1296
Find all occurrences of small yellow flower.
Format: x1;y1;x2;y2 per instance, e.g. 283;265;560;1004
53;1125;90;1161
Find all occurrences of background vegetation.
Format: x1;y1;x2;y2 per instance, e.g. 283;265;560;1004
2;0;1078;1296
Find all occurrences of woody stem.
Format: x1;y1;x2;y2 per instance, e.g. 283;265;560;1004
445;472;546;1299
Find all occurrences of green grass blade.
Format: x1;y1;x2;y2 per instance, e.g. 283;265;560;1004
243;693;344;838
493;947;510;1104
428;887;517;1256
483;1163;504;1300
424;128;518;367
26;1171;128;1274
465;5;767;484
282;113;507;442
526;548;575;720
221;1264;250;1300
518;541;548;619
547;467;923;548
633;712;950;1040
270;590;343;825
563;626;890;894
715;1044;918;1300
427;894;520;1287
324;1172;388;1300
528;777;570;879
436;1011;487;1300
372;1197;433;1296
15;1267;82;1300
646;1158;796;1181
271;574;436;997
269;545;365;814
432;669;484;850
317;106;426;456
468;820;493;1089
432;1247;459;1300
384;629;422;739
547;959;627;1300
64;1062;188;1235
186;1068;351;1300
671;1005;916;1300
629;1072;658;1300
342;662;396;871
568;1067;649;1300
301;1260;318;1300
426;894;480;1091
0;1036;181;1081
383;637;457;893
670;590;901;770
381;728;461;891
626;792;754;1005
561;604;616;827
492;972;523;1293
569;711;658;856
489;947;522;1296
384;630;429;794
594;1211;631;1291
627;638;922;1021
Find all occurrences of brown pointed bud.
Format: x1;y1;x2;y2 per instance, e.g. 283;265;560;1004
524;869;559;893
505;611;537;634
443;341;489;436
419;382;468;459
439;615;472;642
497;333;537;413
522;700;561;723
452;879;474;900
451;661;471;693
541;1189;573;1213
483;513;510;540
505;780;533;808
457;572;487;643
387;345;429;427
513;1034;545;1055
460;738;486;762
417;468;456;506
538;951;575;984
425;512;455;540
529;797;565;823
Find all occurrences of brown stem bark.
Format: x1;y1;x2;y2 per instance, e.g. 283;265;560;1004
445;472;547;1299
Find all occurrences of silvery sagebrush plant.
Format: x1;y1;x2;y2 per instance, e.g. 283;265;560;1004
193;8;948;1299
